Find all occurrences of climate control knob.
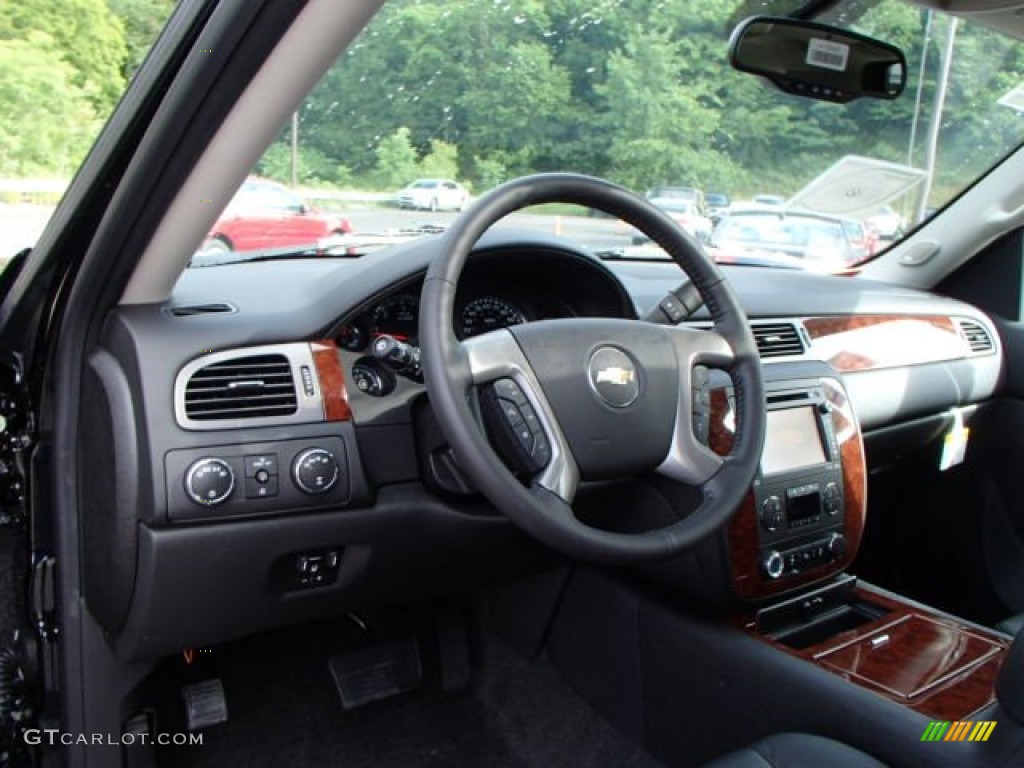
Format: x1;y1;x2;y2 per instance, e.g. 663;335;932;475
185;458;235;506
762;550;784;580
292;448;340;494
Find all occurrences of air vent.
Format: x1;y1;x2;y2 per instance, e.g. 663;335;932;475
167;302;237;317
752;322;805;358
958;319;994;354
184;354;297;421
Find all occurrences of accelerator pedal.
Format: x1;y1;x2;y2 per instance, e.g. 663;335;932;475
328;638;422;710
182;679;228;732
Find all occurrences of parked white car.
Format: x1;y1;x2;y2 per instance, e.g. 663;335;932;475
395;179;470;211
866;205;906;240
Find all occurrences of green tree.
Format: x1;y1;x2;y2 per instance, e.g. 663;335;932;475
597;27;728;190
0;0;127;113
0;35;100;176
419;140;458;180
374;127;420;188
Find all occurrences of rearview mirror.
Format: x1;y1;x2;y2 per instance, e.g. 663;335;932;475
728;16;907;103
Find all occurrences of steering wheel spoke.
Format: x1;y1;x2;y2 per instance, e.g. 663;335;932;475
653;325;732;484
462;331;579;503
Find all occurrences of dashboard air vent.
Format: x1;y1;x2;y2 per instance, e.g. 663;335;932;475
958;319;994;354
752;322;805;358
184;354;297;421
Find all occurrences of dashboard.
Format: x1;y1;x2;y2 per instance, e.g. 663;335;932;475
83;227;1005;659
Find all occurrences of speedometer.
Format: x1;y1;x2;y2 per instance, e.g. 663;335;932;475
459;296;527;338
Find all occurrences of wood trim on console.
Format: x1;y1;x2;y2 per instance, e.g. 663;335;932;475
310;340;352;422
741;586;1009;720
722;378;867;601
802;315;968;373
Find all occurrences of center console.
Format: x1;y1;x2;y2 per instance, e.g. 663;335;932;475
701;367;1010;723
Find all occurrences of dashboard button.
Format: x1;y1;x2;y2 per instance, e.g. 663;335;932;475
244;454;279;477
760;495;783;532
245;474;279;499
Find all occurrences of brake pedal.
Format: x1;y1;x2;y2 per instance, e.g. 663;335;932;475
328;639;422;710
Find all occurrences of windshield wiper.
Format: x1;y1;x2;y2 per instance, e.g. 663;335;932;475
595;245;804;270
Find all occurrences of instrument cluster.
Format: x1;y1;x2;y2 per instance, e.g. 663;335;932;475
337;291;533;352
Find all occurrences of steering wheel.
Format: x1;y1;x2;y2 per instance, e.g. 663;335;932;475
419;173;765;563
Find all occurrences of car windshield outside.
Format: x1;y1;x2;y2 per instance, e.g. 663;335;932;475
5;1;1024;275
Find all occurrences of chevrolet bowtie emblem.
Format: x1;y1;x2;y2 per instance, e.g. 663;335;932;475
594;367;636;386
588;347;640;407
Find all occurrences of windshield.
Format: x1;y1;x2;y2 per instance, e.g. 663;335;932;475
188;0;1024;271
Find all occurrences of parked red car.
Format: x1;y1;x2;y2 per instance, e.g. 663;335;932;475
202;178;351;253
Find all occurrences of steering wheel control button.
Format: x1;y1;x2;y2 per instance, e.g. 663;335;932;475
760;495;783;532
659;295;687;323
185;458;235;506
493;378;529;406
531;434;552;467
293;448;340;494
498;399;524;427
587;347;640;408
481;379;550;475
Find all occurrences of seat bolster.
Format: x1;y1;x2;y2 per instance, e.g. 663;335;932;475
704;733;886;768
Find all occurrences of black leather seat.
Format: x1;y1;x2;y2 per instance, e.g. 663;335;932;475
704;733;885;767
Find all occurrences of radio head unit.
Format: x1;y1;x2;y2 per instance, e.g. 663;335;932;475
752;386;845;581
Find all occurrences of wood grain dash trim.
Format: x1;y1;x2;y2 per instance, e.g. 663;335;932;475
311;340;352;422
802;315;967;373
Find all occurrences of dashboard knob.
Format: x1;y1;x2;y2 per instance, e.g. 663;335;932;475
827;533;847;561
292;448;340;494
760;495;783;532
185;458;235;506
762;550;784;580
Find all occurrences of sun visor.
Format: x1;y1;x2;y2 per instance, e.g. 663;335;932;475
784;155;927;219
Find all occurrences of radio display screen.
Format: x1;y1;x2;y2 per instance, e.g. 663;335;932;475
761;406;827;476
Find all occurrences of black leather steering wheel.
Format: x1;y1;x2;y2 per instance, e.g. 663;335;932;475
419;173;765;563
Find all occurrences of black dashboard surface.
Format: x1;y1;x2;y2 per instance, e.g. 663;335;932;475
91;228;1004;657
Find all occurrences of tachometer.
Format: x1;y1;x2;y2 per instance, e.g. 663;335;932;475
371;295;419;343
459;296;527;338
